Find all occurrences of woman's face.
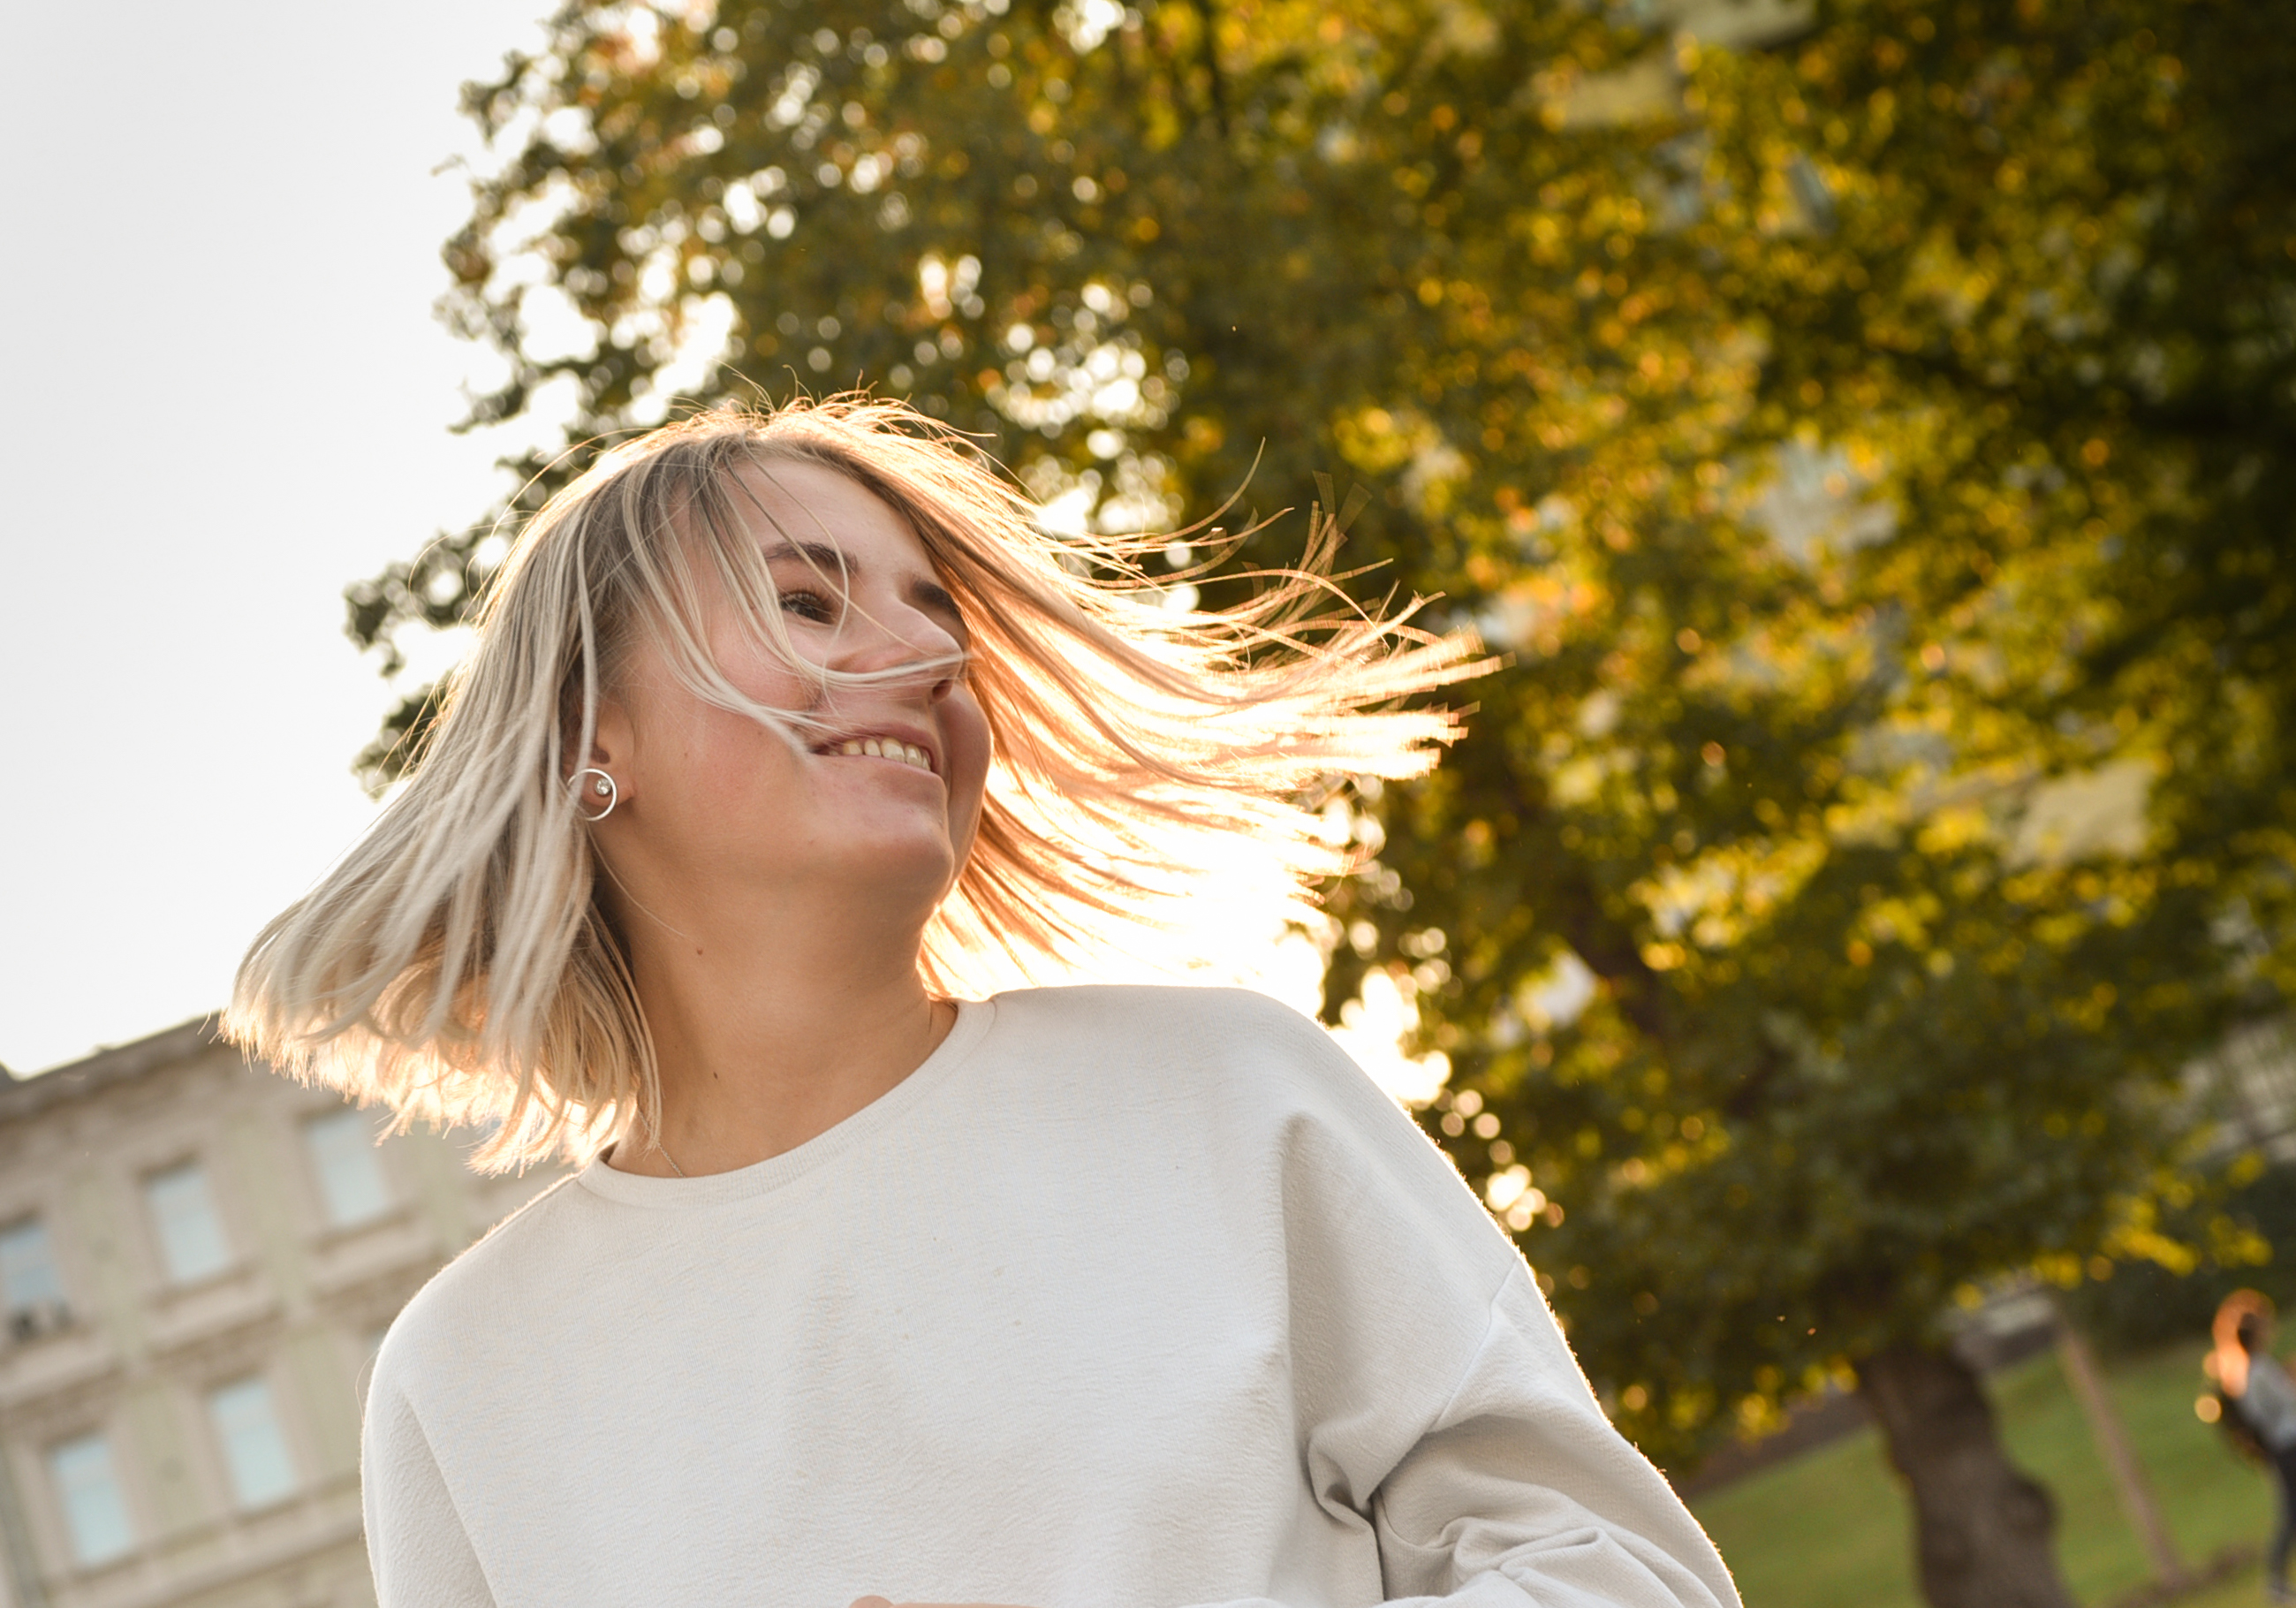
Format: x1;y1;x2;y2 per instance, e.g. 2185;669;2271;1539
589;459;993;928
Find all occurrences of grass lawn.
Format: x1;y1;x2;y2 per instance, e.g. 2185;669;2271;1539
1691;1343;2278;1608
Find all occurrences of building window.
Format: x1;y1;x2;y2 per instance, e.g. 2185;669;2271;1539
49;1432;133;1567
143;1163;231;1284
303;1108;392;1227
208;1377;297;1510
1;1215;69;1338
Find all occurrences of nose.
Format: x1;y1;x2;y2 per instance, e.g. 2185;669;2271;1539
829;599;966;702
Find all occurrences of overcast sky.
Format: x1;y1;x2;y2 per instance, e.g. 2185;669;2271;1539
0;0;558;1072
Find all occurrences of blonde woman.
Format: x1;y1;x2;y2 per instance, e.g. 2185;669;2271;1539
230;399;1737;1608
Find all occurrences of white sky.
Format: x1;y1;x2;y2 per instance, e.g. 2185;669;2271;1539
0;0;557;1072
0;0;1445;1102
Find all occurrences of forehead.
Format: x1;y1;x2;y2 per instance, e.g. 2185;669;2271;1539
726;456;935;573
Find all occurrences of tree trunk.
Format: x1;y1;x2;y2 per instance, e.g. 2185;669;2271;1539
1855;1343;2080;1608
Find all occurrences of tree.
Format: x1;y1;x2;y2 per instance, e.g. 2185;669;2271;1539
1349;4;2293;1602
359;1;2295;1603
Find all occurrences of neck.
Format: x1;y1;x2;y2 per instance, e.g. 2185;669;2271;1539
605;874;951;1176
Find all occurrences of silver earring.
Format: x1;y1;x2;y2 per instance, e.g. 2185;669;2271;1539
569;767;620;822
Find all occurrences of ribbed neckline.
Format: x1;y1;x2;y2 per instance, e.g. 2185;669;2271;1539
574;997;996;1210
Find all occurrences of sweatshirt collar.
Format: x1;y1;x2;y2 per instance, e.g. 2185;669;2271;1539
574;997;995;1209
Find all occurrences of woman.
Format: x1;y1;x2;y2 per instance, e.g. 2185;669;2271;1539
230;398;1737;1608
2212;1292;2296;1603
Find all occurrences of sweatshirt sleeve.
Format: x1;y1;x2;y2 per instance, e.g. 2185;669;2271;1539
1184;993;1738;1608
1362;1264;1738;1607
363;1369;497;1607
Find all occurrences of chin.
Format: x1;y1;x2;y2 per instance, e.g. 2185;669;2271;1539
830;831;960;892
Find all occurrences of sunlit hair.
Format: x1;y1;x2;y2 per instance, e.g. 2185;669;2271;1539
228;397;1484;1169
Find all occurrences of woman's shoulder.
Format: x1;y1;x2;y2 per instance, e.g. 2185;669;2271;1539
989;980;1322;1037
369;1172;592;1387
988;983;1350;1082
985;986;1518;1296
985;982;1413;1134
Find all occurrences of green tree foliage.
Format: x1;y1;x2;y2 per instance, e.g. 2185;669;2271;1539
362;0;2292;1596
1360;0;2293;1456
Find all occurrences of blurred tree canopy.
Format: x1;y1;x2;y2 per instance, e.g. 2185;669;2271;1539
361;0;2293;1600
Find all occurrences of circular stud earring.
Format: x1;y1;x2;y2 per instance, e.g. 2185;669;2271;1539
568;768;620;822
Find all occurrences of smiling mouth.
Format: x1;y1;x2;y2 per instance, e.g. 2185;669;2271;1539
819;736;936;775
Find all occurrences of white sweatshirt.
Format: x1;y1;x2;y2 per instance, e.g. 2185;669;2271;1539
364;985;1738;1608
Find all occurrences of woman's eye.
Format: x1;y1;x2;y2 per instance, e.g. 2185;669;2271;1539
779;588;837;623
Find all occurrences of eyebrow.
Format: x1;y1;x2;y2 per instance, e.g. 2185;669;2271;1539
759;541;967;634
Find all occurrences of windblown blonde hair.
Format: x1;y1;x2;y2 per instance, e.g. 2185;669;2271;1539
229;397;1483;1169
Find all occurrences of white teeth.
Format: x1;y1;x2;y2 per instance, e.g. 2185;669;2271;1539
829;736;931;772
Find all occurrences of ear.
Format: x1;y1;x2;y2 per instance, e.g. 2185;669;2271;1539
570;687;639;808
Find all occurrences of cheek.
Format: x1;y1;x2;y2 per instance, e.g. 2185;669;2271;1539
657;702;805;811
943;696;995;850
713;634;824;715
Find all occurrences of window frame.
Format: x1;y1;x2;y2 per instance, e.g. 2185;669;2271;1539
0;1210;71;1337
46;1427;136;1570
204;1372;300;1512
299;1105;398;1231
140;1157;235;1287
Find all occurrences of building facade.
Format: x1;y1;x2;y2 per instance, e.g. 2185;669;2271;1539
0;1020;560;1608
